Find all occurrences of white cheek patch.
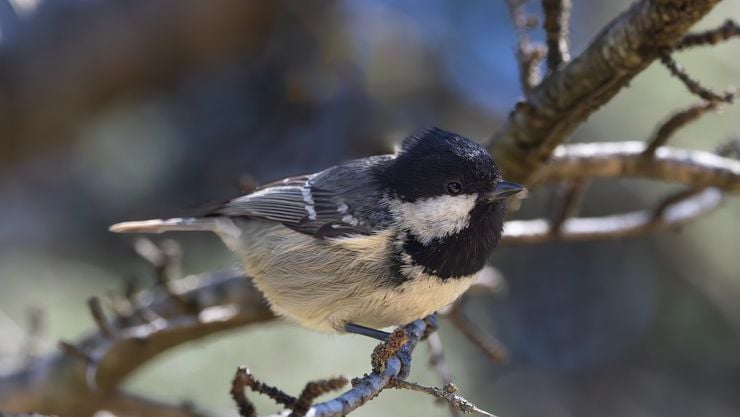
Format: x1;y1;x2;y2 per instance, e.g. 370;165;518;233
391;194;478;244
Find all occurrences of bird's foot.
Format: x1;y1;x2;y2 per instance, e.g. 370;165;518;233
370;327;412;379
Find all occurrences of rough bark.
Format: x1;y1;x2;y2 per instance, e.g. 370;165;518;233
489;0;722;184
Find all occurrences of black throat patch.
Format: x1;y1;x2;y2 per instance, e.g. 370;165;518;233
392;200;506;281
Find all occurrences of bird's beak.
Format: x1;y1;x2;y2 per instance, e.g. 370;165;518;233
487;180;525;201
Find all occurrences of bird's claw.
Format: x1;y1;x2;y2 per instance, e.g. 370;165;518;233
421;313;439;340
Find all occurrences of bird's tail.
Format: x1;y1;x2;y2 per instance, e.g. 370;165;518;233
110;217;244;252
109;217;220;234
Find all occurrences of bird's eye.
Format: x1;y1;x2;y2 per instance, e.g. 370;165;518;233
446;181;463;195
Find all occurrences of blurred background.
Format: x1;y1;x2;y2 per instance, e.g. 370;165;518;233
1;0;739;416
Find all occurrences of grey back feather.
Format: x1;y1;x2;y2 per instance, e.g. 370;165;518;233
214;155;395;238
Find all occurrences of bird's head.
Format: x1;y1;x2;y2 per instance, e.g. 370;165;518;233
382;127;523;245
381;127;523;279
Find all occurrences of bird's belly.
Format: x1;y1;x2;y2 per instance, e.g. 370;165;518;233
349;270;478;329
232;220;477;332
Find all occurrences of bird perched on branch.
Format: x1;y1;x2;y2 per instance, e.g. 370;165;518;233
110;128;523;339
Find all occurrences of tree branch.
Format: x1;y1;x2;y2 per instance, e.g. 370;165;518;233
1;2;738;416
0;268;274;416
255;320;427;417
490;0;723;184
506;0;545;95
548;180;588;235
659;52;735;103
234;320;490;417
677;19;740;49
388;379;495;417
502;187;723;244
643;101;720;156
447;297;509;363
425;332;461;417
534;142;740;191
542;0;572;71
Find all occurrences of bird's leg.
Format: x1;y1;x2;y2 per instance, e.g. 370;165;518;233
344;323;391;341
421;313;439;340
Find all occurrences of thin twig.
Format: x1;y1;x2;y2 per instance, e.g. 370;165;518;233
257;320;431;417
541;0;571;72
646;139;740;225
448;298;509;363
506;0;545;94
677;19;740;50
160;239;184;283
643;101;719;156
549;180;587;235
659;52;735;103
122;277;162;325
651;188;706;224
134;238;182;284
22;307;45;363
291;377;348;417
106;291;135;328
426;332;461;417
58;341;95;365
134;238;196;311
87;297;116;339
427;333;453;386
231;367;258;417
389;379;495;417
491;0;725;183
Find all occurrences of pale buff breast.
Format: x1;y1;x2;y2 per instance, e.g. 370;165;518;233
231;219;477;332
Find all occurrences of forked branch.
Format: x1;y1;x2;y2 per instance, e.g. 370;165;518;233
491;0;723;183
229;320;492;417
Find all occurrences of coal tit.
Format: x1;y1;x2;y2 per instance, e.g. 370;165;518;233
110;128;523;337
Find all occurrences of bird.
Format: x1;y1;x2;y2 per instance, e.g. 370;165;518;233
110;127;523;339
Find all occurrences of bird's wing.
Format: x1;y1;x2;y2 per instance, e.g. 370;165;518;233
211;173;377;238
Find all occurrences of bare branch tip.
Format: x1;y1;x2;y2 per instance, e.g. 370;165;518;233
291;376;349;417
58;340;95;365
390;379;496;417
549;180;588;235
677;19;740;50
542;0;572;72
87;296;117;339
659;52;735;104
449;305;509;363
230;367;257;417
133;237;166;268
507;0;546;94
643;100;722;156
